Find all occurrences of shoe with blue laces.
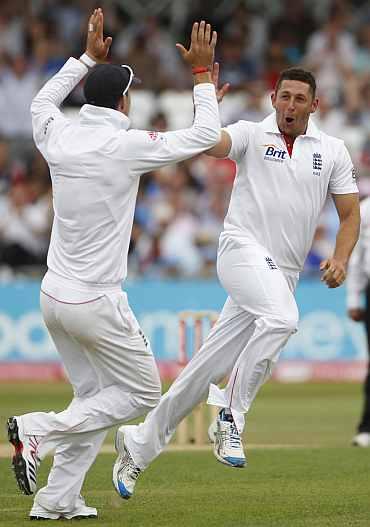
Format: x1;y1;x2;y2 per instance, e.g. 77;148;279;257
209;409;246;468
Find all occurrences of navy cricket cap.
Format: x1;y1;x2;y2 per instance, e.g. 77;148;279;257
83;63;140;110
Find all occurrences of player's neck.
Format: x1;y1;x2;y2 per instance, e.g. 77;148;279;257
281;126;307;157
282;133;295;158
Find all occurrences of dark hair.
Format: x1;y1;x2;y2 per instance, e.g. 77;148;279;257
275;68;316;98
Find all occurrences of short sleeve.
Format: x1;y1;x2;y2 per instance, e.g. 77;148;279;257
329;141;359;194
225;120;252;162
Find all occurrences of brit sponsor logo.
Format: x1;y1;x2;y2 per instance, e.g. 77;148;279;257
313;152;322;176
263;144;287;163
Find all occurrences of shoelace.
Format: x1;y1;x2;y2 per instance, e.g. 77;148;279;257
219;422;242;450
119;452;141;481
229;423;242;449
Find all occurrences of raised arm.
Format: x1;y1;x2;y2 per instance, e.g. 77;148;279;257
31;8;111;150
206;62;232;158
126;21;221;175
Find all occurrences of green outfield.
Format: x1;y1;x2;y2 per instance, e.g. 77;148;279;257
0;381;368;526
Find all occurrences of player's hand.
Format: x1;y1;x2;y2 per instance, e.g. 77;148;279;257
211;62;230;103
85;8;112;63
320;258;346;288
348;308;365;322
176;21;217;69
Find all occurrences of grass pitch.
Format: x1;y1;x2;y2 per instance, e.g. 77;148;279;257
0;382;369;526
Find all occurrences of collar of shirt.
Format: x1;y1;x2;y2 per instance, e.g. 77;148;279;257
260;112;321;141
79;104;131;130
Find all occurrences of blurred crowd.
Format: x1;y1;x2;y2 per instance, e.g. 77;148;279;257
1;0;370;278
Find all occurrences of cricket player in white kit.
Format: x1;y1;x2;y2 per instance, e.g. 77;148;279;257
113;67;360;498
347;197;370;447
7;10;221;520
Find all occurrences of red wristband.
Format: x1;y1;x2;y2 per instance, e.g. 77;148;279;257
192;66;209;75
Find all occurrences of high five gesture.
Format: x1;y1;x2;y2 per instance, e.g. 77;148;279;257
85;8;112;63
176;21;217;71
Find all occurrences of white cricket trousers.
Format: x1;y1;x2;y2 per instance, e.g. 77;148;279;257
22;290;161;513
124;241;299;469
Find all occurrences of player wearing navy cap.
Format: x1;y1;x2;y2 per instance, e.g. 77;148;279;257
7;8;220;520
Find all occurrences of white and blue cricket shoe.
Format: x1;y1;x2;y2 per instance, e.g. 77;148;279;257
209;409;246;468
112;427;141;499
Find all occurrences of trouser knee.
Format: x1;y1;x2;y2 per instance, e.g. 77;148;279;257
264;312;298;335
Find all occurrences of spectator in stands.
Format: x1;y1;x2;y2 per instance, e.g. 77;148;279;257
150;111;169;133
121;32;165;92
311;94;346;137
0;54;40;139
218;35;259;90
159;190;203;277
0;178;51;268
353;23;370;79
221;3;268;68
269;0;317;64
0;2;25;58
304;4;356;104
0;136;11;195
228;80;270;124
264;40;291;90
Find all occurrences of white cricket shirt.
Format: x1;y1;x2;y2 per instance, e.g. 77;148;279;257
346;197;370;309
220;113;358;273
31;58;220;300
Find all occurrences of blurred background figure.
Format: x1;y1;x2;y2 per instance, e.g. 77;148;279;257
303;3;356;106
0;55;40;139
347;196;370;447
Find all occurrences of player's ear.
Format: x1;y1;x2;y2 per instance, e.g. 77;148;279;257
117;95;124;112
271;91;276;108
123;92;131;115
310;97;319;114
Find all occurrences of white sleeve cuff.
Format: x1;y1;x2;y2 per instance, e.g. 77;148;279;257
193;83;216;94
346;290;363;309
79;53;96;69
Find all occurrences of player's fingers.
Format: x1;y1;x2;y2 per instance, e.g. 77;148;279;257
104;36;112;52
97;9;103;39
191;22;199;46
212;62;219;84
175;43;187;58
88;9;97;32
325;274;336;287
210;30;217;49
321;269;331;281
219;82;230;97
205;23;211;45
197;20;205;43
93;8;99;28
332;268;344;283
319;259;329;271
